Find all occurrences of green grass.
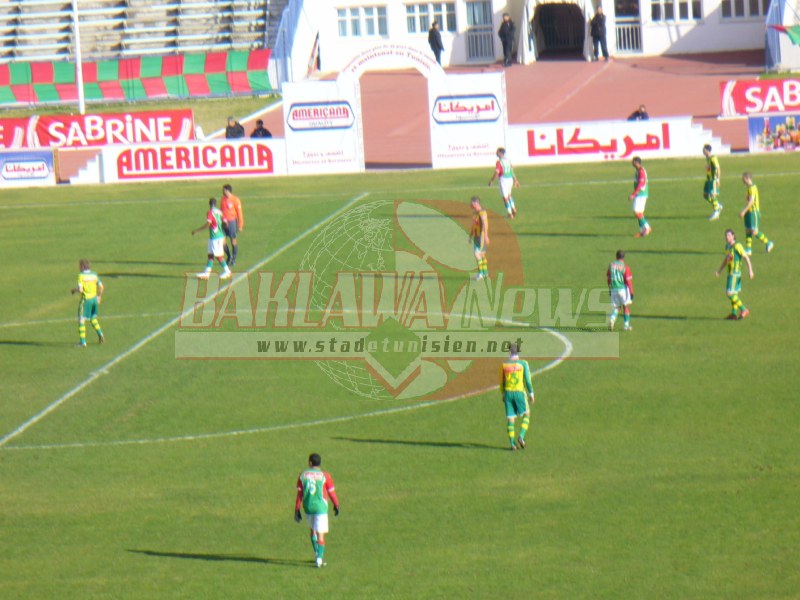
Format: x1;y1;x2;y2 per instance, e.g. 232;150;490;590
1;155;798;599
0;95;279;138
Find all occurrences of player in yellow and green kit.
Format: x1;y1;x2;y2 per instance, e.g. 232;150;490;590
715;229;754;320
500;342;534;451
70;259;104;348
739;172;775;255
702;144;723;221
470;196;490;280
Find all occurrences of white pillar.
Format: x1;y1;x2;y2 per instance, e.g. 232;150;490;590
72;0;85;115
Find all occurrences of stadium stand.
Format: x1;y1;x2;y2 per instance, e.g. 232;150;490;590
0;0;275;63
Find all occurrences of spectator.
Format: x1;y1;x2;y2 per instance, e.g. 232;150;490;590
498;13;516;67
428;20;445;65
250;119;272;138
590;6;609;62
225;116;245;139
628;105;650;121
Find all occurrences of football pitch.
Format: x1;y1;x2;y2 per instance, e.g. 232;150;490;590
1;154;798;599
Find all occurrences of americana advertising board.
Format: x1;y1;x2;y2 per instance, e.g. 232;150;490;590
0;110;195;149
282;81;363;175
507;117;727;165
101;139;287;182
0;149;56;187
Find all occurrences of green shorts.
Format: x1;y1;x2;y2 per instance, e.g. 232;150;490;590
473;238;485;254
726;274;741;295
503;391;529;418
703;180;718;197
79;297;99;320
744;210;759;232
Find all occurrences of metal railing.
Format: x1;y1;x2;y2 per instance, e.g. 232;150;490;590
615;16;642;53
466;26;494;60
272;0;303;91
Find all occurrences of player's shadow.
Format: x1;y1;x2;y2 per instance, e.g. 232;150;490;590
127;549;312;568
591;215;697;220
626;249;717;256
101;259;197;267
102;272;186;280
0;339;75;347
516;231;617;238
635;313;721;321
334;436;506;452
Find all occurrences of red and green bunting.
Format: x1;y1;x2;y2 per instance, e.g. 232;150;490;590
0;49;271;105
771;25;800;45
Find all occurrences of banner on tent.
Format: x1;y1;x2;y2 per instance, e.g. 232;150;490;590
282;81;363;175
720;79;800;117
428;73;507;169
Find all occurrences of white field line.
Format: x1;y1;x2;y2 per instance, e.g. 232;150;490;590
3;170;799;211
0;192;370;449
2;329;572;451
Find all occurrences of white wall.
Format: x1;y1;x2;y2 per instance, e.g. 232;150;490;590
311;0;765;75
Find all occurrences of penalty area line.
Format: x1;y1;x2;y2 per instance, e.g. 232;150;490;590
1;329;572;452
0;192;370;449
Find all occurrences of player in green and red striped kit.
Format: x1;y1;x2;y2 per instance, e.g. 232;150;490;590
629;157;652;238
295;453;340;568
607;250;634;331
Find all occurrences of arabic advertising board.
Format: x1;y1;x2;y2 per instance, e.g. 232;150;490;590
282;80;363;175
428;73;507;169
0;149;56;187
747;113;800;153
100;139;287;183
0;110;195;150
720;79;800;117
507;118;725;166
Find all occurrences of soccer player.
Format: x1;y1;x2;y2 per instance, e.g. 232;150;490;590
191;197;232;280
220;184;244;266
629;156;652;238
500;343;534;451
715;229;754;320
487;147;520;218
739;172;774;255
703;144;723;221
607;250;634;331
470;196;490;280
70;259;104;348
295;453;340;568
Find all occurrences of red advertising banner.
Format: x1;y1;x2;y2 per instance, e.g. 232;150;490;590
0;110;195;149
720;79;800;117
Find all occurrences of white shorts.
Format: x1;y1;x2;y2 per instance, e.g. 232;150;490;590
207;237;225;257
610;288;632;308
499;177;513;199
306;513;329;534
632;195;648;214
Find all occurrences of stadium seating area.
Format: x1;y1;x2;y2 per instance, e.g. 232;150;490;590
0;0;276;63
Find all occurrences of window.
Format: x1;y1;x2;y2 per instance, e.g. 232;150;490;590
407;3;456;33
337;6;388;37
721;0;767;18
651;0;701;21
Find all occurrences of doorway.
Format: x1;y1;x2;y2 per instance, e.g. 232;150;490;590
359;71;432;169
532;2;585;59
